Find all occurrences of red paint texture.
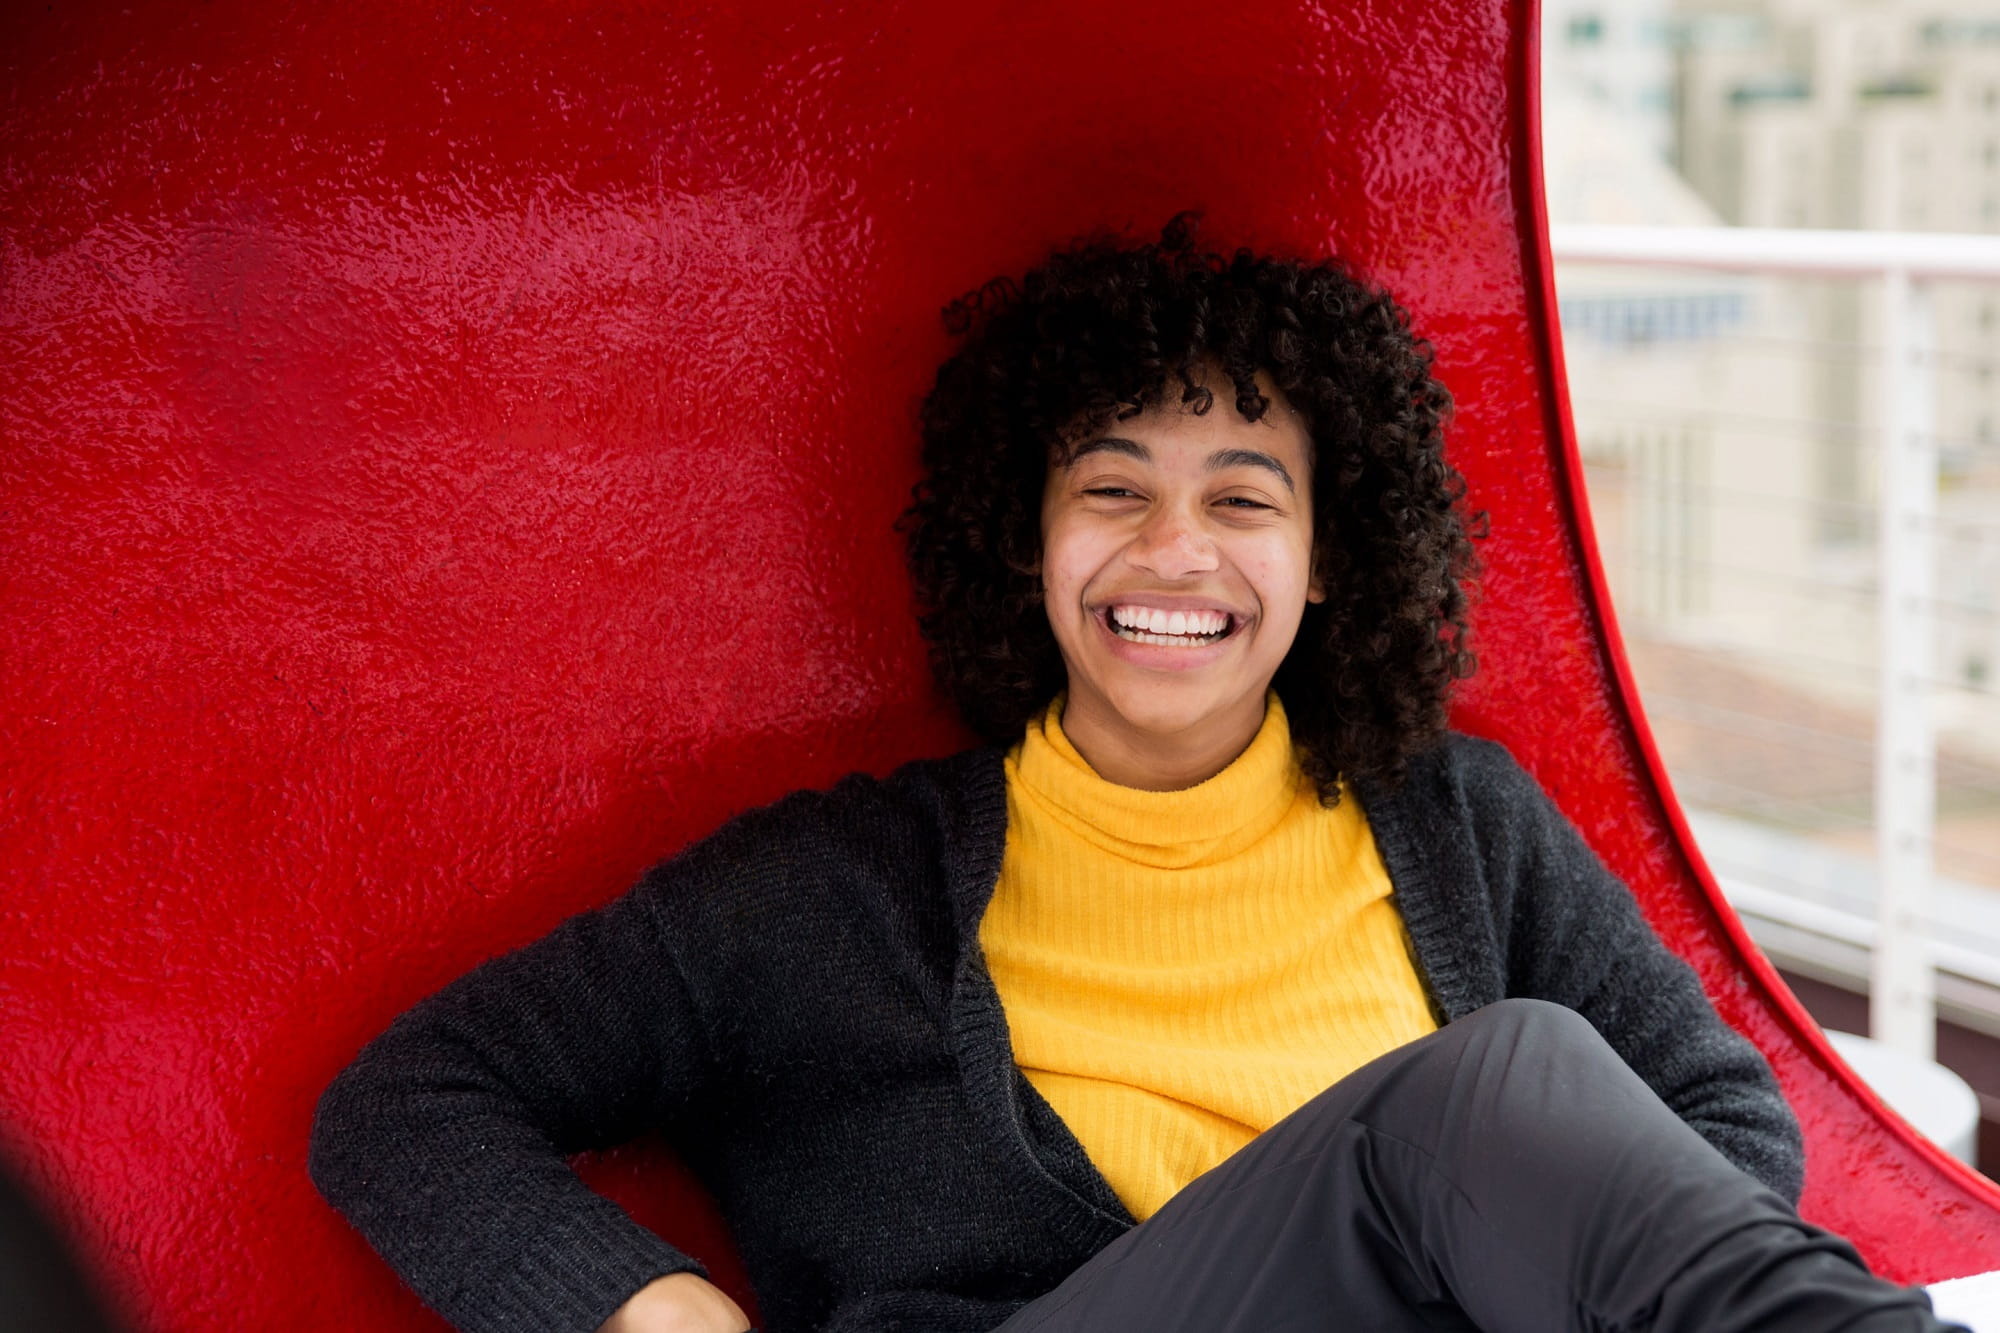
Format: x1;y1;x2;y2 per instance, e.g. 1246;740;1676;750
3;1;1997;1328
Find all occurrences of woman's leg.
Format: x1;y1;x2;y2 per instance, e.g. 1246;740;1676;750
996;999;1959;1333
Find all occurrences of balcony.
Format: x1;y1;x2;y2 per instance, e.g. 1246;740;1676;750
1551;225;2000;1074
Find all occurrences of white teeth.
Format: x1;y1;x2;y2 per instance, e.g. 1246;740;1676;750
1110;604;1229;636
1113;626;1226;647
1106;607;1233;646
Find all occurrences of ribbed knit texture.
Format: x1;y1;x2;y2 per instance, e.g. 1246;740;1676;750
309;728;1804;1333
982;692;1436;1220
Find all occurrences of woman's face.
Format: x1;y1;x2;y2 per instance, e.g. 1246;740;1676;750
1038;369;1323;770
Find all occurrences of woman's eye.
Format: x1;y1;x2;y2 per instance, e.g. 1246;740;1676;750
1218;497;1271;510
1084;487;1138;499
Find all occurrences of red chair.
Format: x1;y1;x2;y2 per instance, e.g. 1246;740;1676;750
5;1;1998;1328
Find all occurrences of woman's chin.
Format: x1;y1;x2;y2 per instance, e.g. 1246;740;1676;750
1084;684;1254;746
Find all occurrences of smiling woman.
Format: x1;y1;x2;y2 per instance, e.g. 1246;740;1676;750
308;216;1963;1333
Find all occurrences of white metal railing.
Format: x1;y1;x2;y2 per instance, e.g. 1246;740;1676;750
1550;224;2000;1061
1553;224;2000;279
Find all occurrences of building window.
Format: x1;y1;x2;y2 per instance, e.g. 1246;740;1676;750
1639;17;1681;45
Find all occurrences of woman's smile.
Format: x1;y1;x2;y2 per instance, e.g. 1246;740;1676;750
1095;604;1244;664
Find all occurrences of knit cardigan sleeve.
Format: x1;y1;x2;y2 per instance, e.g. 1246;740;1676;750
1389;735;1807;1203
308;837;738;1333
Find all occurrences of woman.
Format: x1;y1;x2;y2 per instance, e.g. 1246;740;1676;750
309;216;1960;1333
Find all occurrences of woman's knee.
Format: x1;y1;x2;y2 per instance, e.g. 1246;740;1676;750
1280;1001;1624;1149
1447;997;1607;1054
1429;999;1634;1096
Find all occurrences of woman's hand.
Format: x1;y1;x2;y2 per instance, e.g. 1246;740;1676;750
596;1272;752;1333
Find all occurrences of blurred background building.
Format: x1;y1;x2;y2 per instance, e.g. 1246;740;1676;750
1542;0;2000;1167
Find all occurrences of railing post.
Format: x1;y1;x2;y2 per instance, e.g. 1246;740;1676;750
1872;267;1938;1060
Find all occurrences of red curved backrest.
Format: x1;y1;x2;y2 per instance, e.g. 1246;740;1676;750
5;1;1999;1329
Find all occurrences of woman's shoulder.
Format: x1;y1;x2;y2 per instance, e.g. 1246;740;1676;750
629;743;1011;982
1359;730;1594;885
729;742;1004;832
654;742;1010;888
1378;728;1546;813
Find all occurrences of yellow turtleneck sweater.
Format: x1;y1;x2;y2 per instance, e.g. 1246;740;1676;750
978;691;1437;1222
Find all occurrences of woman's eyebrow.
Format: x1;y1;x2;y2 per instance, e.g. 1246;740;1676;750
1207;448;1296;495
1069;436;1151;466
1068;437;1296;496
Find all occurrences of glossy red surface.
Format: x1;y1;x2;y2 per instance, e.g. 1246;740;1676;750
5;1;1998;1328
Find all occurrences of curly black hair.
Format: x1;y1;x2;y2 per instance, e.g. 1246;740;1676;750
898;213;1482;803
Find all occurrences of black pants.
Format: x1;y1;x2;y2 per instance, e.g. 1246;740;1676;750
995;1000;1963;1333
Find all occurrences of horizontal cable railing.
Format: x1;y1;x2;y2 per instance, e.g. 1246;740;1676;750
1552;224;2000;1056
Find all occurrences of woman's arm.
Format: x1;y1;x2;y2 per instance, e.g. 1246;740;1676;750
1451;737;1807;1202
308;855;725;1333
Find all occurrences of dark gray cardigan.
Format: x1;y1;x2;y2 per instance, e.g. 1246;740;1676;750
308;732;1803;1333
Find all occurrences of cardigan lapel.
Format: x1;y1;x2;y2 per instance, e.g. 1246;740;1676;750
1351;743;1498;1024
932;745;1135;1250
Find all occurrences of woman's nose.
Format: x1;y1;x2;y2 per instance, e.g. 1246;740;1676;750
1129;507;1219;578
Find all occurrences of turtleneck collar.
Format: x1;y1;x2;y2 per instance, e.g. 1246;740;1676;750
1005;690;1306;869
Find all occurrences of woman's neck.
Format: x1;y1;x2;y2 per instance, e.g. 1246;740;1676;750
1056;691;1269;791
